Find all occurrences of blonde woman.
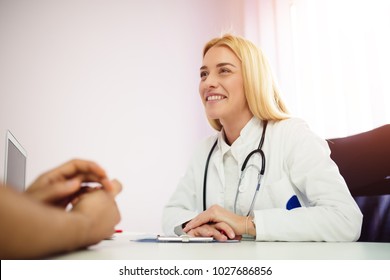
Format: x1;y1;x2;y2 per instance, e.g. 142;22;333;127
162;34;362;241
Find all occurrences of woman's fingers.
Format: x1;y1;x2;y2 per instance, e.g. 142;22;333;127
187;222;236;241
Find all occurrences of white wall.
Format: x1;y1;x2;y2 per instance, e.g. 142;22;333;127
0;0;246;233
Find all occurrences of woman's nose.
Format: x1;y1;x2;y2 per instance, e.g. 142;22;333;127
204;73;218;88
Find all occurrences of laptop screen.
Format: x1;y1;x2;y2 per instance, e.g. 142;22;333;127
4;130;27;192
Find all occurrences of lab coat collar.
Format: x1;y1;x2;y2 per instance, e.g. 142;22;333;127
236;116;262;145
215;116;263;164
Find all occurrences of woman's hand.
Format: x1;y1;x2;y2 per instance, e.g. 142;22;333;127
183;205;255;238
186;222;240;241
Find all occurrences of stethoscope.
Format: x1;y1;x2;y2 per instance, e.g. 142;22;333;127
203;120;268;216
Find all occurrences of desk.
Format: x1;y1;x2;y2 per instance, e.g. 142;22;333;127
52;232;390;260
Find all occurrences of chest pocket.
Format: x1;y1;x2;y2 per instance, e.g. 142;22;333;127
264;177;302;210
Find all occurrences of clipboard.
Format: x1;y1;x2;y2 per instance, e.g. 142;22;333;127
134;234;239;243
157;235;214;243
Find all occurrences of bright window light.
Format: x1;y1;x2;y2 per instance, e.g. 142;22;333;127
271;0;390;138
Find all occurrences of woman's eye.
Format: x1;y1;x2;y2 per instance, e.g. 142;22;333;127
200;71;208;79
219;68;231;74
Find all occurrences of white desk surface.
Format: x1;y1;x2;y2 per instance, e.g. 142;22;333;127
52;232;390;260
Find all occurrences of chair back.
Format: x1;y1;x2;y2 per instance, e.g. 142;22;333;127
327;125;390;242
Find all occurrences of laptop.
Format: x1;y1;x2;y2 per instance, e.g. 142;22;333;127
4;130;27;191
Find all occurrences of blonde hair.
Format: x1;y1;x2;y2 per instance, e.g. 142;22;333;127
202;34;290;131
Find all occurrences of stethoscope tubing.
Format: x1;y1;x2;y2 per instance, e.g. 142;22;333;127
203;120;268;214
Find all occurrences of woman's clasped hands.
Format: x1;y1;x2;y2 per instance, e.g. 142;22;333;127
182;205;256;241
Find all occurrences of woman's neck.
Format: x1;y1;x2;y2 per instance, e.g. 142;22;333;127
221;114;253;145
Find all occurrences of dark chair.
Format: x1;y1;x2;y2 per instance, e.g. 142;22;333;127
327;125;390;242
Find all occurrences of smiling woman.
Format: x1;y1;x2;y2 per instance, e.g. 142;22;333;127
199;46;251;145
162;34;363;242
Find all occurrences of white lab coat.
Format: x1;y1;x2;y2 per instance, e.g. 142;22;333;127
162;117;363;241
